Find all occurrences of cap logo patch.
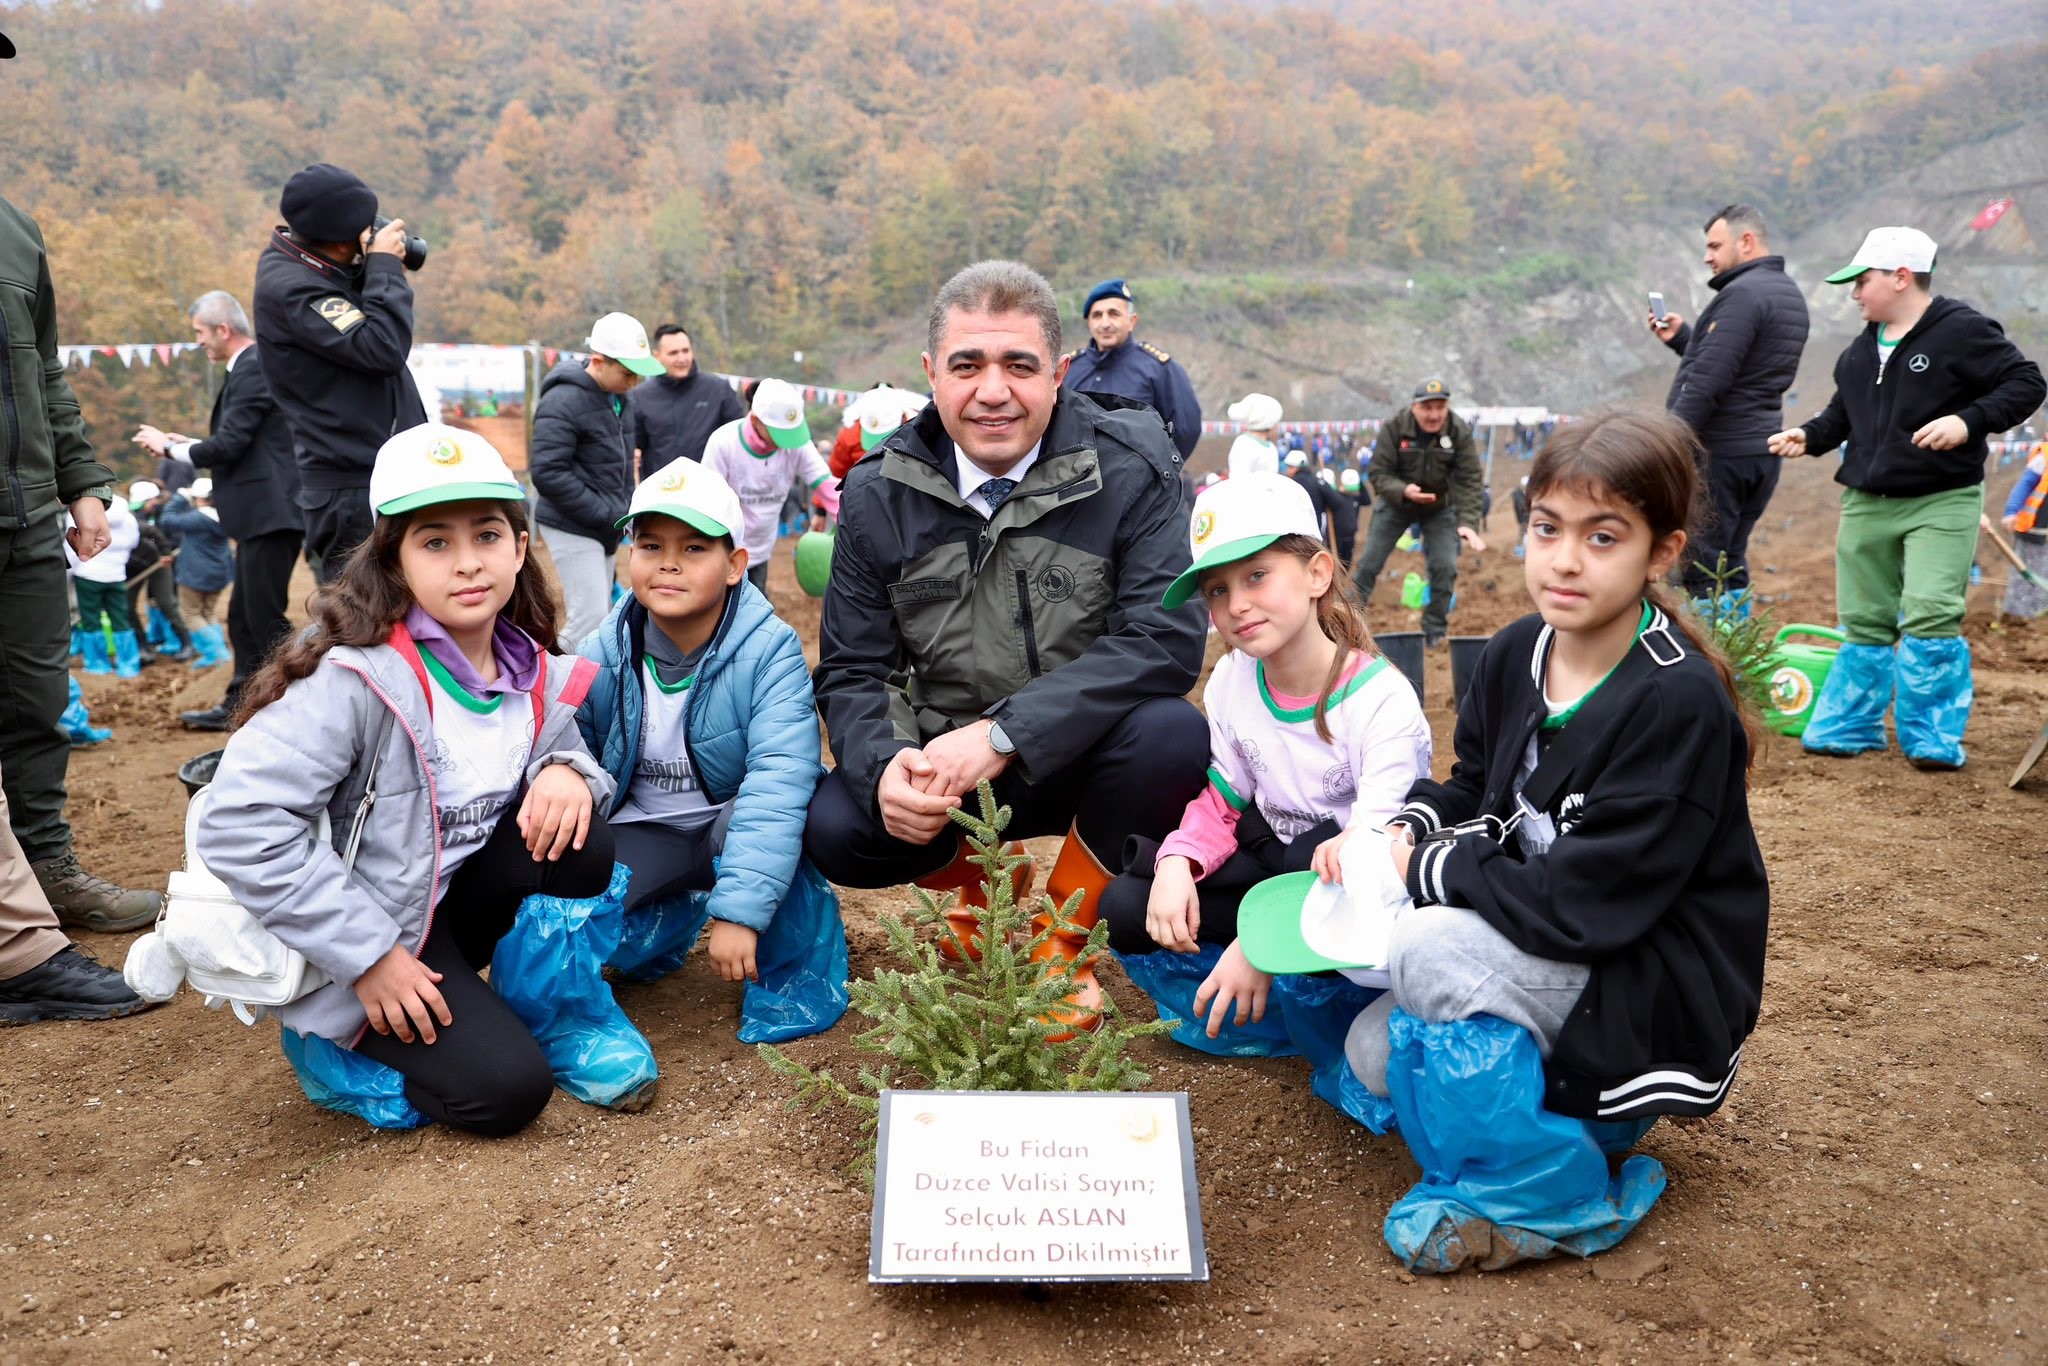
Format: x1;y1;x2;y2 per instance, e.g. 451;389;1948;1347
427;438;463;467
1426;381;1442;394
1193;510;1216;545
1908;353;1930;373
659;465;689;491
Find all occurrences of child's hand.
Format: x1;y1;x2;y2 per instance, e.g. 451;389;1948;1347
1145;857;1201;952
517;763;594;861
1191;941;1271;1039
1311;828;1354;884
354;944;449;1044
707;920;759;983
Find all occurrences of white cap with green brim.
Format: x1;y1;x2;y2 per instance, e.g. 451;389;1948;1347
617;455;744;540
751;377;813;450
370;422;526;516
1161;472;1323;609
1825;226;1938;284
585;311;664;377
1237;830;1409;978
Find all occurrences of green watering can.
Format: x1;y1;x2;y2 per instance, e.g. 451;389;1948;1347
795;528;836;599
1400;571;1427;610
1763;624;1844;737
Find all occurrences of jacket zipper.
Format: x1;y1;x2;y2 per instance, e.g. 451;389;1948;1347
1014;569;1042;677
0;306;27;523
334;663;441;1049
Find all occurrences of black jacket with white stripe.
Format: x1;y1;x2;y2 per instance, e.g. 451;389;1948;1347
1388;607;1768;1120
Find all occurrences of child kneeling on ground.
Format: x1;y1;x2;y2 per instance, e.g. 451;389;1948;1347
201;424;645;1136
1097;472;1431;1037
575;456;845;1040
1346;410;1769;1271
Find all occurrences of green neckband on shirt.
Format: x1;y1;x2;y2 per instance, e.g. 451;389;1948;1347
1255;656;1388;723
643;655;695;695
1541;600;1654;732
418;645;504;714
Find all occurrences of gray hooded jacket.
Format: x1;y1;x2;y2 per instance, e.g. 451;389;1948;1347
198;640;612;1044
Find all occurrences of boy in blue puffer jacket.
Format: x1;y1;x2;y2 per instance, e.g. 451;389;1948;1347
573;456;846;1040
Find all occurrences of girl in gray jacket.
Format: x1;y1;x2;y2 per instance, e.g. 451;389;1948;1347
200;425;632;1136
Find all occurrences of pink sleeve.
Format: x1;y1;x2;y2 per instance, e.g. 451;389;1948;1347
1155;784;1242;880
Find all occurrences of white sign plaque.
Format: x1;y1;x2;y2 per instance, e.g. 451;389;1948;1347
869;1090;1208;1283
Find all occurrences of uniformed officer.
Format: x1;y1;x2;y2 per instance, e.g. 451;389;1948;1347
1061;279;1203;461
252;163;428;581
1351;378;1488;646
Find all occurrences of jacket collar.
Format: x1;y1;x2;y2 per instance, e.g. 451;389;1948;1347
268;228;355;285
879;397;1103;533
605;577;763;685
1707;255;1783;292
1517;605;1687;812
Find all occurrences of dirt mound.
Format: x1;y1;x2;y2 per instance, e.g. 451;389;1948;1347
5;458;2045;1364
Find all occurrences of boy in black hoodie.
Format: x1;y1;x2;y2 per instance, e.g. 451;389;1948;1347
1770;226;2045;770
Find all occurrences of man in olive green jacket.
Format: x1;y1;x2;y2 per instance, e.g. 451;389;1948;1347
0;195;167;974
1352;378;1488;645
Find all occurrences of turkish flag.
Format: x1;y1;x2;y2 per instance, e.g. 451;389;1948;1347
1970;198;2015;231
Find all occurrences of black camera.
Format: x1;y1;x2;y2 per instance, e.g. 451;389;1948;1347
372;215;429;271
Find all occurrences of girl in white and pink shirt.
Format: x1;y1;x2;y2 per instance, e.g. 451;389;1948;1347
1097;473;1431;1034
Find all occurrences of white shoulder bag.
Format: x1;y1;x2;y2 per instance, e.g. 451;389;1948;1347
125;713;394;1025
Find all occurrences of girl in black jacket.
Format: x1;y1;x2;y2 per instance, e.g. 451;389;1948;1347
1353;410;1769;1273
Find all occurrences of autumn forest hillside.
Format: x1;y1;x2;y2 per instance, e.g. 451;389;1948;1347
3;0;2044;457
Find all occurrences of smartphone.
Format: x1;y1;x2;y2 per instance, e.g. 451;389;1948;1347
1648;291;1667;322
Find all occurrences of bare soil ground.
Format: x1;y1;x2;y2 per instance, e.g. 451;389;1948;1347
4;456;2045;1366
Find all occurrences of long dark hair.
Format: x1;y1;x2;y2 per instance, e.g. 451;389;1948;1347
235;500;559;724
1265;532;1378;743
1526;411;1761;764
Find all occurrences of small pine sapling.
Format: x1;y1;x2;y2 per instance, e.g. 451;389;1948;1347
760;782;1171;1180
1692;552;1778;717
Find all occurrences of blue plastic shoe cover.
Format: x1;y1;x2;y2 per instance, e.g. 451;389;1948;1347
279;1028;429;1130
491;862;659;1109
111;630;143;678
1272;974;1399;1135
1802;641;1895;756
1893;635;1971;768
609;889;713;983
738;860;850;1045
60;676;111;745
1382;1010;1666;1273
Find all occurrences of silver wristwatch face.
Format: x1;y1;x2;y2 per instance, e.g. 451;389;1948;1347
988;721;1015;755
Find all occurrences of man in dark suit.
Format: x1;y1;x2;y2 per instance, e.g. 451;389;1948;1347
135;290;306;730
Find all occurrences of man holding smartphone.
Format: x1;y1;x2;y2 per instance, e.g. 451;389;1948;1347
1647;204;1809;608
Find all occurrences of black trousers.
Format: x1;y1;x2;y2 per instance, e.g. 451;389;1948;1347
1098;808;1339;956
802;696;1209;888
302;486;373;586
226;530;304;695
612;818;720;912
353;802;617;1137
0;517;77;863
1684;455;1782;597
126;565;187;651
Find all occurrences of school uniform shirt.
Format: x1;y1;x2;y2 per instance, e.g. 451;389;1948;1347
420;649;533;895
610;635;725;832
699;417;833;564
1388;606;1769;1121
1157;649;1432;876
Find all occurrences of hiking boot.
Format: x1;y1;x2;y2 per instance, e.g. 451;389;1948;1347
0;944;156;1024
32;853;163;933
179;702;235;732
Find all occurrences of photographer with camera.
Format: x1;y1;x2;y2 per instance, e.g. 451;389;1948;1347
254;164;428;582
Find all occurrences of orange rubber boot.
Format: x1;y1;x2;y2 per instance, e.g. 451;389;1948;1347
916;838;1036;963
1030;827;1115;1040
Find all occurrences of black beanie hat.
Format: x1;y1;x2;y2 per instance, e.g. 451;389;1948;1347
279;164;378;245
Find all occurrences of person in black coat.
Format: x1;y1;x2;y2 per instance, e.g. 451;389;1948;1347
252;164;426;583
631;324;746;470
136;290;307;730
1648;205;1810;601
530;312;663;650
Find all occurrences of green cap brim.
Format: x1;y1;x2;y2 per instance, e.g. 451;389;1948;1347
1237;871;1374;974
859;425;895;451
767;422;812;450
1160;532;1287;609
1824;263;1871;284
618;354;665;377
376;482;527;516
614;505;732;538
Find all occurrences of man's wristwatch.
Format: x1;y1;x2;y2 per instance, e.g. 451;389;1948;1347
987;720;1016;756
